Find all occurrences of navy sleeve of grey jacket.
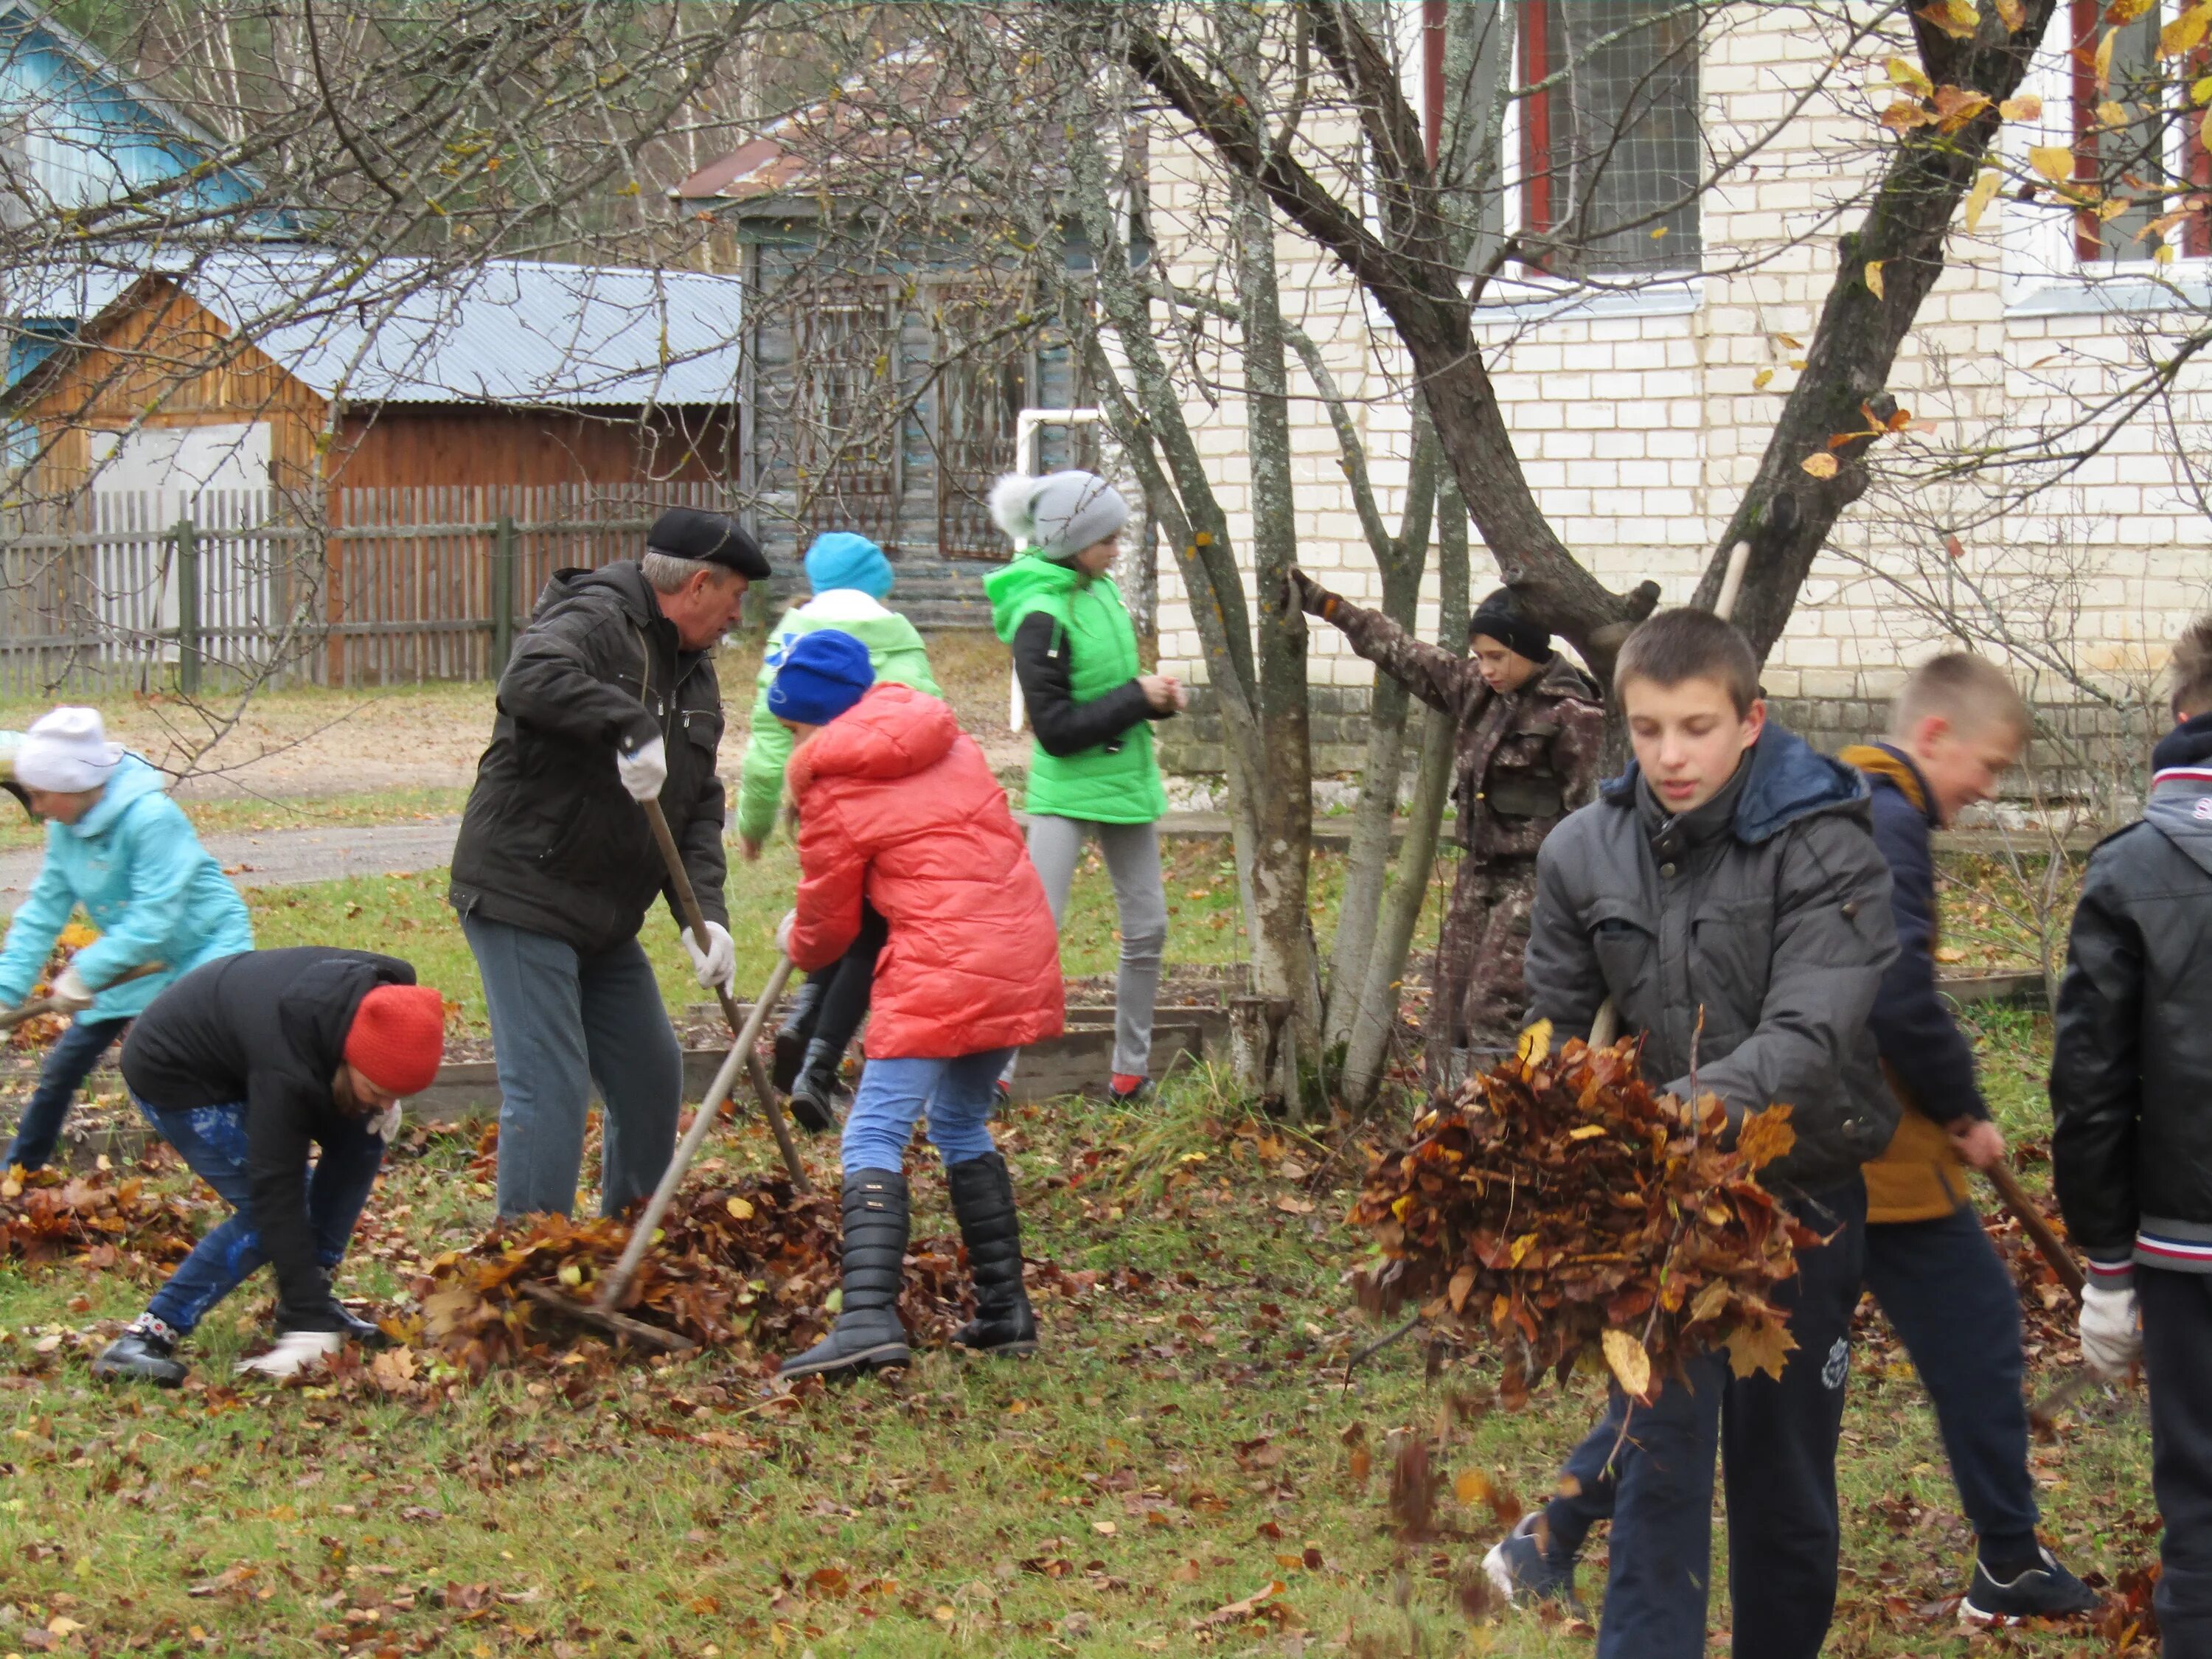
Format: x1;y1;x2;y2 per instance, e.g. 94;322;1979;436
1865;782;1988;1120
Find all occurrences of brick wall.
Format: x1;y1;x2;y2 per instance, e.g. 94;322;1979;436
1139;7;2212;782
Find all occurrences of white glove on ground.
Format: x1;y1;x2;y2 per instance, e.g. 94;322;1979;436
682;922;737;992
616;734;667;802
375;1100;402;1142
2079;1281;2142;1380
774;908;796;956
234;1329;345;1380
47;965;94;1015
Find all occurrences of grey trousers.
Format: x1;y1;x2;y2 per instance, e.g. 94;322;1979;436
1025;814;1167;1078
462;914;683;1220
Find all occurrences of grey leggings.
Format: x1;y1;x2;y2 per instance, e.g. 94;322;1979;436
1025;815;1167;1078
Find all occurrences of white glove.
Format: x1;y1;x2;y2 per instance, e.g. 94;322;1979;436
375;1099;401;1142
774;908;796;956
48;964;94;1015
2079;1281;2143;1381
616;734;667;802
234;1328;345;1380
681;921;737;992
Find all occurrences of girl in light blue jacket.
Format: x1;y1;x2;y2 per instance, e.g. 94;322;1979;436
0;708;253;1169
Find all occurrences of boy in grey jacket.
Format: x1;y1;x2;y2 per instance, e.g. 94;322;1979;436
1486;609;1899;1659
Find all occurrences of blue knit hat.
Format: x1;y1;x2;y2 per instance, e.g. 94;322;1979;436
768;628;876;726
803;532;894;599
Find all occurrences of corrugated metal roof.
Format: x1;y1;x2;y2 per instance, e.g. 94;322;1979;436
170;249;744;407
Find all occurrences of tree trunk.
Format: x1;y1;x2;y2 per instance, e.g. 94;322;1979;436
1342;468;1471;1108
1231;154;1321;1113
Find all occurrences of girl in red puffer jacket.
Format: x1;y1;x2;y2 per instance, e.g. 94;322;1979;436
766;628;1065;1382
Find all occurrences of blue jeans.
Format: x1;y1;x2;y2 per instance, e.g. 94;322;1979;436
4;1015;128;1171
136;1096;385;1335
1861;1204;2039;1557
1545;1180;1868;1659
461;915;682;1219
839;1049;1015;1175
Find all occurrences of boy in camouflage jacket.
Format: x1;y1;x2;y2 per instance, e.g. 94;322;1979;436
1289;572;1603;1080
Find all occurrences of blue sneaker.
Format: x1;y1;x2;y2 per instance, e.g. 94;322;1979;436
1482;1514;1582;1613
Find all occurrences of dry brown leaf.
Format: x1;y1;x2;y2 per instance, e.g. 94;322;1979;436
1601;1329;1653;1402
1801;452;1840;479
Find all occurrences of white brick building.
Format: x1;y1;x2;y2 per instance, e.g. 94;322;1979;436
1139;2;2212;773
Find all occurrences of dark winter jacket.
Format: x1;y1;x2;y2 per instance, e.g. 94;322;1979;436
1524;723;1901;1194
1326;598;1605;860
2051;751;2212;1283
120;948;417;1332
449;562;728;956
1843;743;1983;1224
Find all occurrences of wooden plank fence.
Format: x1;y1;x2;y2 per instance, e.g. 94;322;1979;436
0;482;746;697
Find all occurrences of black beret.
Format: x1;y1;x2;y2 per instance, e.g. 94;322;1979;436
647;507;770;580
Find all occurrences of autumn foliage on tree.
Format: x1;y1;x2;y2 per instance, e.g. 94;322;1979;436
1350;1026;1821;1410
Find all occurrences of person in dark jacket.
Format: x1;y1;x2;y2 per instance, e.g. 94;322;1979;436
1841;655;2092;1623
1486;609;1899;1659
449;508;769;1219
2052;614;2212;1649
89;948;445;1385
1289;571;1604;1081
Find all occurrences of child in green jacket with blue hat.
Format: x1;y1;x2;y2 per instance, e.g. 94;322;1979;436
984;471;1183;1101
739;532;944;1127
0;707;254;1170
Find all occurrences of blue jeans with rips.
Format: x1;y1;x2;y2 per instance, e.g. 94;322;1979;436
839;1049;1016;1175
136;1096;385;1335
4;1015;128;1171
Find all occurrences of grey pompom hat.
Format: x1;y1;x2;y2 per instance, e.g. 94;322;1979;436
988;470;1130;563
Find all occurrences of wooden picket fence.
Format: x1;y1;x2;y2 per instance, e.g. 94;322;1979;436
0;482;745;697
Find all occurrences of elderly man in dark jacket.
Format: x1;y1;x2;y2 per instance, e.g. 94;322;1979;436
2053;615;2212;1649
450;507;768;1220
1289;571;1604;1081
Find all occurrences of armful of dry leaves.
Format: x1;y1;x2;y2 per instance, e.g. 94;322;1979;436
1346;1022;1822;1411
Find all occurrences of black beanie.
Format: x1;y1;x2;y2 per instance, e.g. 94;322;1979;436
1467;588;1551;662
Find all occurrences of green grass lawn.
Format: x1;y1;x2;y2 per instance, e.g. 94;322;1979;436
0;1021;2152;1658
240;836;1453;1031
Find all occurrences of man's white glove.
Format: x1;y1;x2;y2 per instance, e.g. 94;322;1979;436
374;1100;402;1142
47;964;94;1015
616;734;667;802
774;908;796;956
234;1329;345;1380
2079;1281;2142;1380
681;922;737;992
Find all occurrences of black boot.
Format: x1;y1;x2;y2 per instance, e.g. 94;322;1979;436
771;978;826;1093
787;1038;842;1134
91;1314;188;1387
779;1169;911;1380
947;1152;1037;1356
332;1303;393;1350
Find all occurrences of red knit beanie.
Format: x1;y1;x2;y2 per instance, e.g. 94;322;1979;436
344;984;446;1096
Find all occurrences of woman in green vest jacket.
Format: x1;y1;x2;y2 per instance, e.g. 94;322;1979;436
984;472;1183;1101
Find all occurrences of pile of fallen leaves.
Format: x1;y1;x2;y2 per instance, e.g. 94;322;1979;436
1349;1025;1821;1408
417;1173;1003;1372
0;1161;210;1279
2;922;100;1051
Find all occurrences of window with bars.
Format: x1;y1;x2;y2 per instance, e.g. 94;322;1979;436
1518;0;1703;276
2065;0;2211;262
792;282;901;549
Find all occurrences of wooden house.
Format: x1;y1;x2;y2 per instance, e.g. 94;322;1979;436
8;250;745;505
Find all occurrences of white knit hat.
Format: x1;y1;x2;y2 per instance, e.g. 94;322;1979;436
988;470;1130;563
15;706;123;792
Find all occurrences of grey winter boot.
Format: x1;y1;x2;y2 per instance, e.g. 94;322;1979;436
778;1169;911;1380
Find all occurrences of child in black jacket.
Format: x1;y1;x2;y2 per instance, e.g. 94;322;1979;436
91;948;445;1385
2052;616;2212;1649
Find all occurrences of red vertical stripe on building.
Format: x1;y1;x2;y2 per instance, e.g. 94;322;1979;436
1521;0;1552;246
